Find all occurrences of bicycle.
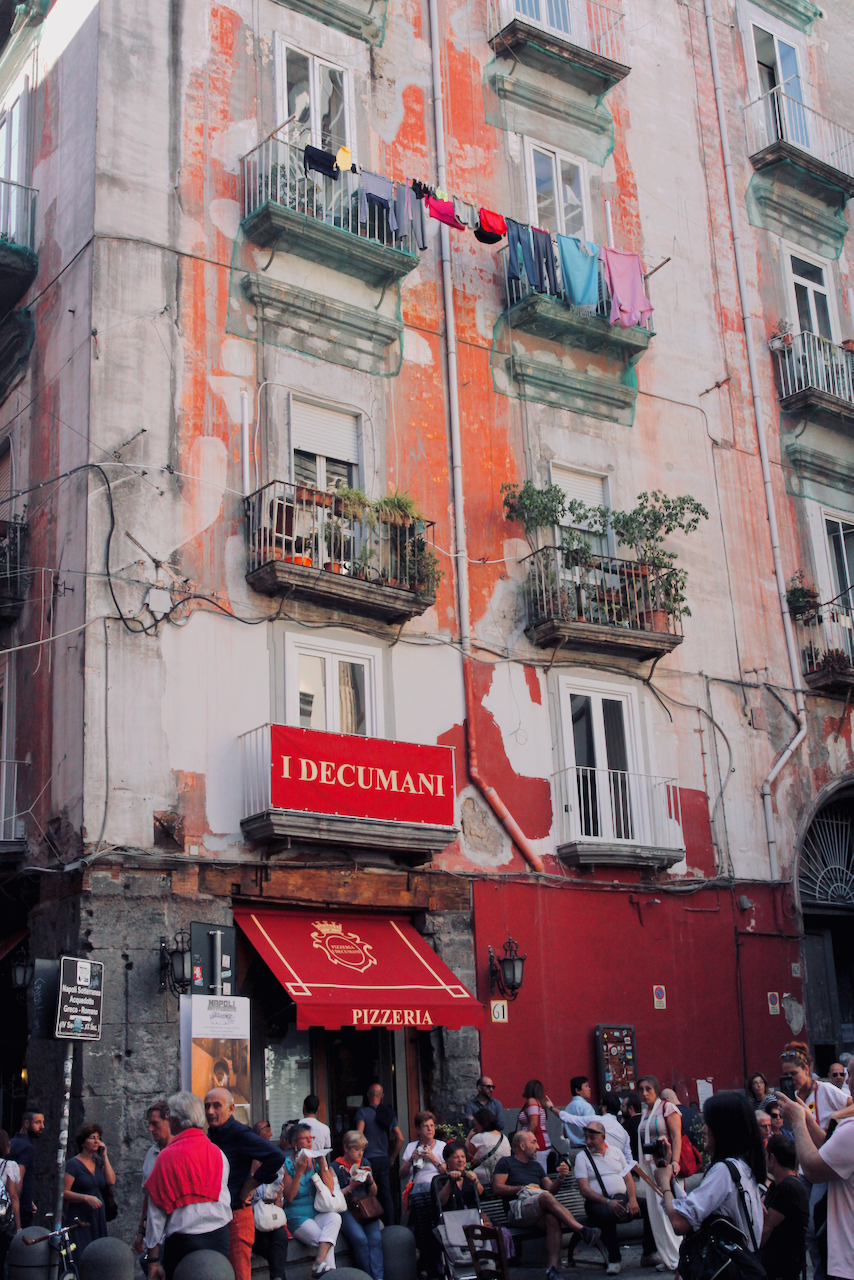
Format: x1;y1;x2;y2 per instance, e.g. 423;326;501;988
23;1217;88;1280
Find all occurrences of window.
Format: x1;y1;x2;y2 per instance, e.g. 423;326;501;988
752;24;808;148
0;443;11;518
551;465;607;555
826;516;854;602
558;677;640;843
0;91;27;242
514;0;585;44
274;39;350;155
785;250;836;341
291;400;360;491
525;141;587;239
285;635;382;738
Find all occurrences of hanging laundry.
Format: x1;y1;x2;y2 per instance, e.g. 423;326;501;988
435;187;450;202
452;197;478;230
334;145;352;173
506;219;536;288
557;235;600;307
304;145;339;181
409;181;428;251
360;170;398;232
426;194;465;229
599;246;653;329
412;179;431;201
474;208;506;244
531;228;558;295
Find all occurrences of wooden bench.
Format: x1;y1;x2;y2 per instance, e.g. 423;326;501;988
475;1173;594;1264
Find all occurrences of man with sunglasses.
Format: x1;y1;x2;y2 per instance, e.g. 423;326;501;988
464;1076;506;1132
574;1120;640;1276
829;1064;851;1098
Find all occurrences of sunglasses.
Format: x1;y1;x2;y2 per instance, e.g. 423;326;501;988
480;1083;495;1090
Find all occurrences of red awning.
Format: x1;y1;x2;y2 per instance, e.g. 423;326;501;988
0;929;28;963
235;909;484;1031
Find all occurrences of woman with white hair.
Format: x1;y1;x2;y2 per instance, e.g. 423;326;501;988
280;1122;341;1276
144;1091;232;1280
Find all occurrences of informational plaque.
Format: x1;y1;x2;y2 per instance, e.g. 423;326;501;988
595;1024;637;1095
55;957;104;1040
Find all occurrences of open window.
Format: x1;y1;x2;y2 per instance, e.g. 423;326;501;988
558;678;639;843
274;38;351;155
785;250;836;341
524;140;588;239
752;24;808;150
291;400;360;492
824;517;854;660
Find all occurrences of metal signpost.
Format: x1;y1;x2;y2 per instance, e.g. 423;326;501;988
52;958;105;1265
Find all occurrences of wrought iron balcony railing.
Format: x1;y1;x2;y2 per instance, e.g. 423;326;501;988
794;586;854;692
773;331;854;411
245;480;438;597
509;0;627;65
240;134;405;251
553;764;684;853
524;544;683;638
498;240;654;331
745;85;854;193
0;517;28;621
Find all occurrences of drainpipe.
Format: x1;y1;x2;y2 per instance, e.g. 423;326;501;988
702;0;806;880
427;0;544;874
240;388;251;496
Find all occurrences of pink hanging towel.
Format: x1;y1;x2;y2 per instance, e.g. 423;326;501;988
426;194;466;230
598;246;653;329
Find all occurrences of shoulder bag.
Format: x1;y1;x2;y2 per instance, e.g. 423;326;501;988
99;1159;118;1223
470;1134;504;1171
350;1186;384;1224
254;1198;287;1231
584;1153;629;1209
312;1172;347;1214
0;1162;14;1238
677;1161;765;1280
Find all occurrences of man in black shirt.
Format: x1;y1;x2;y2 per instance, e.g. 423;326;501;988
493;1131;602;1280
9;1111;44;1228
760;1134;809;1280
205;1088;285;1280
355;1083;404;1224
620;1092;642;1161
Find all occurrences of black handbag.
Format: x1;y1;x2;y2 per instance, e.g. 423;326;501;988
677;1162;765;1280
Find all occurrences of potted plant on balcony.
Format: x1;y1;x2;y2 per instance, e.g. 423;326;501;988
768;319;793;351
410;534;444;596
608;491;708;630
786;569;820;617
501;480;567;549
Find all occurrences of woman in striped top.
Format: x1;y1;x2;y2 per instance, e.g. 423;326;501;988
517;1080;552;1174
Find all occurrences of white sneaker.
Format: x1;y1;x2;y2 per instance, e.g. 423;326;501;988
606;1264;621;1276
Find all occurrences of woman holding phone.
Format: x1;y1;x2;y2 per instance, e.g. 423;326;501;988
62;1122;115;1255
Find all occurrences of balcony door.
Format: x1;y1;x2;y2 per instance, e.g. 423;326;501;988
285;634;383;740
515;0;586;45
525;140;587;241
275;39;350;155
787;253;834;342
753;25;808;150
825;516;854;661
558;679;639;844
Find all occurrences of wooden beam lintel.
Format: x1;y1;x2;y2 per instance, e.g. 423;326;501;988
198;865;471;913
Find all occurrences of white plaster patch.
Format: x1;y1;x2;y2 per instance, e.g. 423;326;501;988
503;538;530;583
482;663;555;783
474;299;494;343
457;786;514;869
208;375;249;424
403;328;434;366
782;994;805;1036
220;337;255;377
209;198;242;243
391;643;464;745
211;119;259;175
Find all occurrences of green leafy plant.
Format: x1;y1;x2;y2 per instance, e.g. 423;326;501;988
410;534;444;595
786;569;819;613
501;481;566;548
376;490;420;527
607;491;708;619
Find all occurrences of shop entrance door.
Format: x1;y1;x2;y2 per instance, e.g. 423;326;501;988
320;1027;411;1150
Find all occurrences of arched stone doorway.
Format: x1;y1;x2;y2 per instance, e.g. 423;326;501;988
797;786;854;1072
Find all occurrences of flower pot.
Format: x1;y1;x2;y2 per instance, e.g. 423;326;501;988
284;555;312;567
644;608;671;633
323;561;343;574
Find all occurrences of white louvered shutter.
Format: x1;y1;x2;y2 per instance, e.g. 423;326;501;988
292;402;360;465
552;466;605;512
0;447;11;516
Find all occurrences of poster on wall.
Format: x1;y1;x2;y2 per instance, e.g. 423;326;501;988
595;1025;637;1096
180;994;251;1124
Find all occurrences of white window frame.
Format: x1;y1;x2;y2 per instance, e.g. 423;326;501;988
289;396;363;493
523;138;590;239
284;633;383;739
738;2;811;109
548;462;614;556
782;241;840;341
273;37;354;157
502;0;590;50
810;503;854;605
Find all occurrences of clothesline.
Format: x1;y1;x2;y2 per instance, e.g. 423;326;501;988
298;140;654;329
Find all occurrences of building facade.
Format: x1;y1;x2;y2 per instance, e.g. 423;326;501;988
0;0;852;1239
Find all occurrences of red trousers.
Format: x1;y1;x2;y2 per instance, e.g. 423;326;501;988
227;1205;255;1280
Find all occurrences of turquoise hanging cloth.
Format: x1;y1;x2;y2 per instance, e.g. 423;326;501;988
557;235;600;307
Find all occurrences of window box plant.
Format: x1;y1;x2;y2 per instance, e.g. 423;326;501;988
786;569;820;617
768;319;793;352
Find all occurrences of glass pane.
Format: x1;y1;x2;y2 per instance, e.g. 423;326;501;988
286;49;312;148
778;41;803;101
545;0;572;35
325;456;357;489
602;699;629;772
338;661;366;736
264;1026;312;1138
794;282;812;335
791;256;824;286
570;694;598;837
298;654;327;729
294;450;318;488
319;65;347;153
516;0;541;20
560;159;584;238
813;291;832;341
533;149;557;234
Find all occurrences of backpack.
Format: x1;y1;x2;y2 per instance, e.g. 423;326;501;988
679;1133;702;1178
677;1161;765;1280
0;1162;15;1238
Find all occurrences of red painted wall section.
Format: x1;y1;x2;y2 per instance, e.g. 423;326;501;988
680;787;716;877
473;880;803;1108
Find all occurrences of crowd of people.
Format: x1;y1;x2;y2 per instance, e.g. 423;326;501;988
1;1044;852;1280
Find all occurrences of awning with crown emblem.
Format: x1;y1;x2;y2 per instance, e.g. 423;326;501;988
234;909;484;1030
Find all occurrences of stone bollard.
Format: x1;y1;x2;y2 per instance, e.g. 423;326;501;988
174;1250;235;1280
331;1270;373;1280
8;1227;52;1280
381;1226;417;1280
78;1236;136;1280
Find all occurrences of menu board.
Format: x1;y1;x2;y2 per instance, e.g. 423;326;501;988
595;1024;637;1095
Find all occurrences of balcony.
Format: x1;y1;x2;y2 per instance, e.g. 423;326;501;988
489;0;629;96
745;87;854;202
239;724;458;862
773;331;854;419
553;765;685;870
497;244;652;425
240;135;417;290
523;545;683;659
245;481;439;623
0;179;37;314
794;589;854;696
0;518;28;622
273;0;387;45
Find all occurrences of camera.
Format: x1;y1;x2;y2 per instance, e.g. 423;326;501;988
642;1139;669;1167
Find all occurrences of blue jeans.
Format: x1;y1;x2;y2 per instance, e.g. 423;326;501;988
340;1209;384;1280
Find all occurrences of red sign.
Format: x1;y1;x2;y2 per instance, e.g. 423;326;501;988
269;725;455;827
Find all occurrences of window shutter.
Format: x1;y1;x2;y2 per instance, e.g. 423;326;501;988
292;402;359;465
0;447;11;514
552;466;604;518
